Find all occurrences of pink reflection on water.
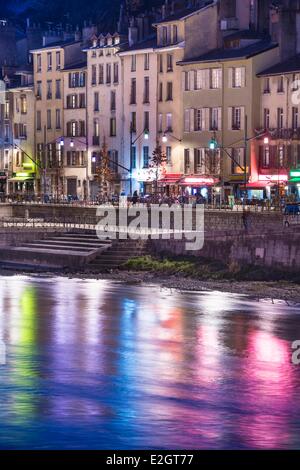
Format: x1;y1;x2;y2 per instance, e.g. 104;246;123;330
238;329;293;449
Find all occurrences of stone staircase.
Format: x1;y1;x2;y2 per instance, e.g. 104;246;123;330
86;239;151;272
0;232;112;271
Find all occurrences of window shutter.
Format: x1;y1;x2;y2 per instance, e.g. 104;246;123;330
204;69;210;89
190;109;195;132
182;71;188;91
218;107;222;131
228;107;233;130
204;108;210;131
240;107;245;131
196;70;202;89
184;109;190;132
241;67;246;87
188;71;195;90
218;68;222;88
201;108;205;131
228;68;233;88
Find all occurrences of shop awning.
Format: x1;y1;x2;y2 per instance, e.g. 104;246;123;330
9;177;34;182
289;178;300;184
180;176;219;187
158;174;181;185
242;181;273;189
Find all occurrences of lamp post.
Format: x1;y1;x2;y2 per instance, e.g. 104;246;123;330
130;124;149;196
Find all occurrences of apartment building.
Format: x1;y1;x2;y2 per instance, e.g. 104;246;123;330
119;36;157;194
179;33;279;201
85;33;125;198
258;55;300;200
62;61;88;199
8;69;36;196
31;39;84;197
0;86;13;196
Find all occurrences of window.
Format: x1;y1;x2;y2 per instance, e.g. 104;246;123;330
130;78;136;104
99;64;104;84
158;82;163;101
159;55;163;73
47;80;52;99
47;52;52;71
166;82;173;101
47;109;52;129
196;69;209;90
194;148;205;174
131;55;136;72
231;148;245;174
166;113;172;132
79;72;85;87
210;107;221;130
106;64;111;84
56;51;61;70
36;110;41;131
55;79;61;99
131;112;136;133
292;107;299;129
93;119;99;145
113;63;119;83
184;149;190;174
162;26;168;46
144;53;149;71
144;111;149;131
277;76;284;93
230;67;245;88
264;108;270;129
143;146;149;168
262;146;270;167
158;113;163;133
263;77;270;93
195;109;203;131
56;109;61;129
131;146;136;169
20;95;27;114
277;107;284;129
211;68;222;89
91;65;97;85
166;146;172;163
173;25;178;43
110;117;116;136
109;150;118;172
144;77;150;103
36;81;42;99
94;92;99;111
167;54;173;72
183;71;190;91
279;145;285;167
111;90;116;111
37;54;42;72
230;107;244;130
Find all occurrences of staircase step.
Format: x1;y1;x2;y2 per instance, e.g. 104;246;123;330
31;240;109;249
4;246;92;257
54;236;111;244
23;243;95;252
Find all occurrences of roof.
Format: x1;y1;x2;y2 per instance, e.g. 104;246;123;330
178;40;278;65
224;30;269;42
118;36;156;54
153;1;215;25
62;60;87;71
257;54;300;76
30;39;81;53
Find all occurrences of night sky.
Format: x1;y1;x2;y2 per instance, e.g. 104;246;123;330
1;0;124;26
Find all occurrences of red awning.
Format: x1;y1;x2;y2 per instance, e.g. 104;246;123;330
244;181;274;189
158;174;181;185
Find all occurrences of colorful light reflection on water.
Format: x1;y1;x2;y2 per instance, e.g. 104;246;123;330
0;276;300;449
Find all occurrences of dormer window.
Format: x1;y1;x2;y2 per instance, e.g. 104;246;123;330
93;39;97;48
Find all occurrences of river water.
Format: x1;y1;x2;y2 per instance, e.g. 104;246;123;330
0;276;300;450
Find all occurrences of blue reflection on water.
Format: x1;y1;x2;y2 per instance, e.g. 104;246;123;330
0;276;300;449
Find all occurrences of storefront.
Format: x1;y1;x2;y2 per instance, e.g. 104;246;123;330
158;174;182;195
288;170;300;200
245;174;288;200
0;172;7;198
9;173;35;196
179;176;220;203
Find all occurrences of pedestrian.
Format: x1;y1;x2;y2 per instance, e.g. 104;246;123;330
132;190;138;205
242;209;249;230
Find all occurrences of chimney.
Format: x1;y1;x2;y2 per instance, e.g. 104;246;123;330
278;7;297;60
